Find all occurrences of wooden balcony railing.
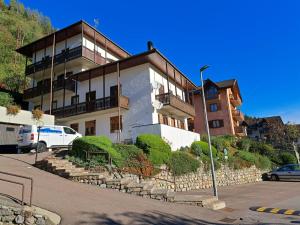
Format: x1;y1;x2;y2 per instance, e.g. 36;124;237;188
234;126;246;136
155;93;195;117
23;79;76;99
25;46;109;75
230;94;242;106
50;95;129;118
232;109;244;121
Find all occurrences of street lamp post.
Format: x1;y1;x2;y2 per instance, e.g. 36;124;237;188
200;65;218;199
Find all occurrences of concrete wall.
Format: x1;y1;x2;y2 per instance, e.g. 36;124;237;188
0;106;54;126
132;124;200;150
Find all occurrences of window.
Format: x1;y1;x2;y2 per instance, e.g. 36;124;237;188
52;100;57;109
63;127;76;135
6;127;15;132
110;116;122;133
209;103;218;112
85;120;96;136
205;86;218;99
209;120;224;128
70;123;79;132
71;95;79;105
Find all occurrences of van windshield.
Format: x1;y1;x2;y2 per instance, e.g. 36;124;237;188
19;127;31;134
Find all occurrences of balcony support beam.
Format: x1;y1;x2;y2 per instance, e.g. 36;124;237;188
49;33;56;115
117;62;121;143
40;41;47;111
103;67;106;109
165;61;170;94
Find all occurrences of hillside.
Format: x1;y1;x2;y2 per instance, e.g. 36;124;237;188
0;0;54;92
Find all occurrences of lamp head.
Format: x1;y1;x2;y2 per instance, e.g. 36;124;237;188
200;65;210;72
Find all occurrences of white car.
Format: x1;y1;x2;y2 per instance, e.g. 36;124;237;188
17;125;82;153
268;164;300;181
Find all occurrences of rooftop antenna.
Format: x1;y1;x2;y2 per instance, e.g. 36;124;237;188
93;18;100;29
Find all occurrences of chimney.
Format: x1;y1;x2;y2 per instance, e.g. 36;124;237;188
147;41;154;51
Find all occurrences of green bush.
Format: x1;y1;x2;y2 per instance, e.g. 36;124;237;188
168;151;200;176
135;134;171;165
211;135;236;152
237;138;252;151
0;92;14;107
235;150;272;170
257;155;272;170
71;136;122;166
191;141;217;158
236;151;257;164
279;152;297;165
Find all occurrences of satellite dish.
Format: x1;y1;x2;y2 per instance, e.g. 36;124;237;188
152;100;163;110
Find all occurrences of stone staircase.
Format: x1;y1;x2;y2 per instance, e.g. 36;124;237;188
36;155;225;210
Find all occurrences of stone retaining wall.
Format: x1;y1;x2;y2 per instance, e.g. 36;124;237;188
153;165;264;191
0;205;48;225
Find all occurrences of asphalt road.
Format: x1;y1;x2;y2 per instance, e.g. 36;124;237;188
0;153;300;225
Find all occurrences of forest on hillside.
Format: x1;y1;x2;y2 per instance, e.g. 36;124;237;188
0;0;54;92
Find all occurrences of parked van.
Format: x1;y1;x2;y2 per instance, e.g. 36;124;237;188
17;125;82;152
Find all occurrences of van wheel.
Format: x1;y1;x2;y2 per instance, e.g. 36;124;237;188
271;174;279;181
37;142;47;153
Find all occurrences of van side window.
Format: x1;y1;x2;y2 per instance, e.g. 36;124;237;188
63;127;76;135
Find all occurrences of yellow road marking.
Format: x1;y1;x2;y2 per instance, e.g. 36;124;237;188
270;208;281;214
257;207;267;212
284;209;295;215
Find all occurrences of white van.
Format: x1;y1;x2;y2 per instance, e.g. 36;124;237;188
17;125;82;152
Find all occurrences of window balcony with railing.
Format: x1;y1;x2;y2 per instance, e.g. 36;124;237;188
23;78;76;100
232;109;244;121
25;46;108;75
230;93;242;106
155;92;195;117
49;95;129;118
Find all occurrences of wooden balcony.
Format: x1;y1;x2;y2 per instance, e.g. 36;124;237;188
232;109;244;121
23;79;76;100
234;126;246;136
156;93;195;117
50;95;129;118
230;94;242;106
25;46;109;75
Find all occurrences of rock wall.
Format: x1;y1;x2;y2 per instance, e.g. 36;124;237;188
153;165;264;191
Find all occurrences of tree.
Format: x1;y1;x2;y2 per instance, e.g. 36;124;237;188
9;0;17;11
0;0;6;10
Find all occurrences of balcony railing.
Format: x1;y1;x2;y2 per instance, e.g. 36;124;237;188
50;95;129;118
155;93;195;117
230;94;242;106
23;79;76;99
235;126;246;136
232;109;244;121
25;46;109;75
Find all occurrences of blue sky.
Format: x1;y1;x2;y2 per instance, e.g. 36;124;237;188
17;0;300;123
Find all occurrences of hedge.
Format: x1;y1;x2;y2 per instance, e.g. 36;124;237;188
191;141;217;158
135;134;171;165
168;151;200;176
71;136;122;166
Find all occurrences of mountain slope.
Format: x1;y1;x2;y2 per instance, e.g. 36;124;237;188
0;0;54;92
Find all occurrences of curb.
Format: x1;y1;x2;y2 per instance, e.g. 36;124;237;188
250;206;300;216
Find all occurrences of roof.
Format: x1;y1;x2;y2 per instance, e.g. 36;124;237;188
215;79;236;88
262;116;284;125
16;20;130;59
69;48;197;89
247;116;284;128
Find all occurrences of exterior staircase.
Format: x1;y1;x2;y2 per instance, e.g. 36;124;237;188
36;154;225;210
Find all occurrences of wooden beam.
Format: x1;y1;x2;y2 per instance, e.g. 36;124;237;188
49;33;56;115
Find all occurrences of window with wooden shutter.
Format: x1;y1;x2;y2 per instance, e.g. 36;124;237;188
209;120;224;128
85;120;96;136
110;116;122;133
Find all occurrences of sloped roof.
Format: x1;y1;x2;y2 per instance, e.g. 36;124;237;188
215;79;236;88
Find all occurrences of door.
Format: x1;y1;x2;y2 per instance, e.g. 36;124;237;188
290;164;300;180
63;127;77;145
110;85;121;107
276;165;293;180
86;91;96;112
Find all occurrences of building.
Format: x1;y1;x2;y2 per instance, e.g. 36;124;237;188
16;20;200;150
246;116;284;141
193;79;247;137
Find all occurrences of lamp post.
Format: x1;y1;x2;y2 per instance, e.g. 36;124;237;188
200;65;218;199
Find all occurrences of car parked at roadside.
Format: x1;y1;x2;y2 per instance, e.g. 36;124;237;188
268;164;300;181
17;125;82;153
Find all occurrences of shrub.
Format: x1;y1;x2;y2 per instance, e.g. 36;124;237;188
228;156;252;170
71;136;122;166
236;138;252;151
6;104;20;115
0;92;14;107
257;155;272;170
32;108;44;120
135;134;171;165
279;152;297;165
211;135;236;152
236;151;257;164
114;144;154;176
191;141;217;158
168;151;200;176
235;150;272;170
250;142;275;157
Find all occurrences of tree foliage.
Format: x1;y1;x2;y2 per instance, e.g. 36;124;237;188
0;0;54;92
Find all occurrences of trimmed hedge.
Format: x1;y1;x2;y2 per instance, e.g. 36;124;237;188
168;151;200;176
71;136;122;166
191;141;217;158
135;134;171;165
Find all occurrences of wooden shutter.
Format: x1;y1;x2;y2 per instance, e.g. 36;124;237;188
110;116;122;133
219;120;224;127
208;120;214;128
